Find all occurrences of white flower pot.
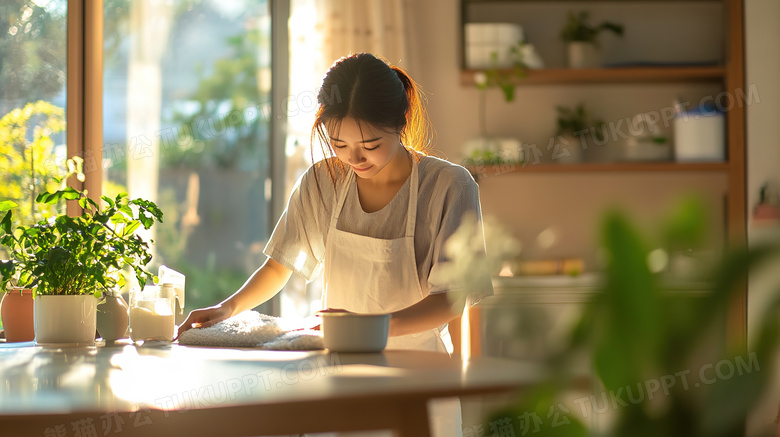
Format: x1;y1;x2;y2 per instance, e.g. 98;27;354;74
555;134;585;164
567;42;602;69
464;137;524;164
34;295;98;346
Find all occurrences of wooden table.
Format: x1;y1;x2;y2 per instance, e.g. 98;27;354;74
0;341;541;437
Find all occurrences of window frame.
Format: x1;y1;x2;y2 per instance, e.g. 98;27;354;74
65;0;102;216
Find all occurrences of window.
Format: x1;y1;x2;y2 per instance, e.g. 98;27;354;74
102;0;275;314
1;0;283;320
0;0;68;228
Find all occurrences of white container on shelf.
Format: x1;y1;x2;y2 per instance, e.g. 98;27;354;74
674;107;725;162
567;42;602;69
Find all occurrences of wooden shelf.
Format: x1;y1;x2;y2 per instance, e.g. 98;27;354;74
464;0;718;2
466;161;730;176
460;66;726;86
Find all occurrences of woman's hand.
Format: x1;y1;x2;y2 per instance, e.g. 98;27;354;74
174;258;293;340
176;303;233;339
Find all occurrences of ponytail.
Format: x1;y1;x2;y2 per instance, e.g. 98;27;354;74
391;65;433;155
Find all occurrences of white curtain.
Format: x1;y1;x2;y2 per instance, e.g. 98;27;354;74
319;0;411;67
282;0;413;318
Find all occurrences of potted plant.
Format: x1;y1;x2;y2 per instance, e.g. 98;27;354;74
555;103;606;164
560;11;623;69
0;157;163;346
465;50;528;174
0;287;34;342
0;101;65;342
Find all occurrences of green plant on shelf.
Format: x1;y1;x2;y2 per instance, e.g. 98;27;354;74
469;48;527;167
556;103;606;143
475;48;528;104
468;148;515;166
560;11;623;45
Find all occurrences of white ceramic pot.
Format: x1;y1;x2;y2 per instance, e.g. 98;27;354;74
96;293;130;342
567;42;602;69
321;313;390;353
34;295;98;346
555;134;585;164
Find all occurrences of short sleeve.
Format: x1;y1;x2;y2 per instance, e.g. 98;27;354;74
263;166;331;282
427;167;494;306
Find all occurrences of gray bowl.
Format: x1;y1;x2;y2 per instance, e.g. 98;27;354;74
320;313;390;353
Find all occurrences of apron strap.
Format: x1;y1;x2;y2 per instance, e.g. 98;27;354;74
328;166;354;231
405;152;419;238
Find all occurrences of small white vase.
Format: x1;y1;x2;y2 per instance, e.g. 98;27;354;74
34;295;98;346
555;134;585;164
567;42;602;69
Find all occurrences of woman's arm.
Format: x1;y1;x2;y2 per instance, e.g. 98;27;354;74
388;292;465;337
221;257;293;316
176;257;292;337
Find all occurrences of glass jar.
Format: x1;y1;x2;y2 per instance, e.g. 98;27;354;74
129;285;175;342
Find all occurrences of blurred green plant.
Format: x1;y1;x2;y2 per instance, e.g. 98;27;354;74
560;11;624;45
171;255;248;314
0;1;67;116
432;215;521;312
150;186;249;314
556;103;606;143
475;49;528;104
469;49;527;167
164;29;268;169
486;196;780;437
0;100;66;226
468;148;519;166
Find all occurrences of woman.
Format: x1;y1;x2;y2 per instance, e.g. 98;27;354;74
177;52;493;436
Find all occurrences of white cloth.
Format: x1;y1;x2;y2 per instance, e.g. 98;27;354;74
177;311;324;350
264;152;493;306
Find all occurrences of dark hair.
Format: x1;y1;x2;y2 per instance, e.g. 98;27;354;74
311;53;432;185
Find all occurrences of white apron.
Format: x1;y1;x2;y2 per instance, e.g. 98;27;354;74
321;155;462;437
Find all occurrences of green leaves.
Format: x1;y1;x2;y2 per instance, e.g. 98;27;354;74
1;210;12;235
0;200;18;212
591;210;661;391
36;187;81;205
122;220;141;237
0;174;163;297
488;196;780;437
556;104;605;140
131;198;164;228
663;195;708;250
0;260;14;281
117;204;133;217
101;195;115;209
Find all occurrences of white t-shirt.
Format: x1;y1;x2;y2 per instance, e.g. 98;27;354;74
263;153;493;305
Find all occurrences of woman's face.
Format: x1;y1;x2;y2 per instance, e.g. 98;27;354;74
327;117;403;180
